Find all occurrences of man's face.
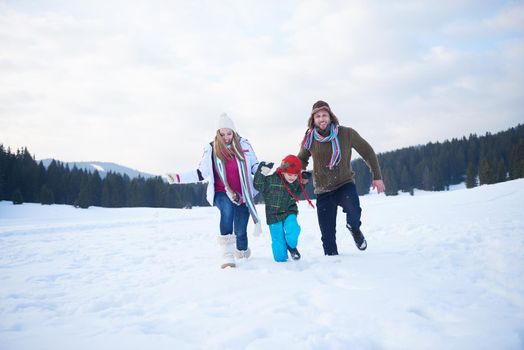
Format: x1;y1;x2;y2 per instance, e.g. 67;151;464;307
313;110;331;131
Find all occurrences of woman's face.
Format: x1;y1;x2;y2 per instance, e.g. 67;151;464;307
313;110;331;131
219;128;234;144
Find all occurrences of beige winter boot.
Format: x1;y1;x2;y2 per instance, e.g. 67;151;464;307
234;247;251;259
217;234;236;269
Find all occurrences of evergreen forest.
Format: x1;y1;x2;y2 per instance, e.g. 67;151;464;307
0;149;208;209
353;124;524;195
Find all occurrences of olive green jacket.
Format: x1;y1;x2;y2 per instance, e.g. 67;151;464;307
254;164;301;225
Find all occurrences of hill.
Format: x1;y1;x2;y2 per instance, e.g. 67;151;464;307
39;159;155;179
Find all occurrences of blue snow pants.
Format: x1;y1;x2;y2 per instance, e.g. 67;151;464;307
268;214;300;262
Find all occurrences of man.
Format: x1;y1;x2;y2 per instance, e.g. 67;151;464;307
298;100;386;255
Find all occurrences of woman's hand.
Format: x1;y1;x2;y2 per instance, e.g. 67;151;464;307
164;173;180;184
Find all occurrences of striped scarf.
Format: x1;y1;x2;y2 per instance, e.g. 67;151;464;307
213;154;260;226
302;123;341;169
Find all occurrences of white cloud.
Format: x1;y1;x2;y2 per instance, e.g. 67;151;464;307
1;1;523;174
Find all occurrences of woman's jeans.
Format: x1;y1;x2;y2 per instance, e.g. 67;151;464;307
214;192;250;250
268;214;300;262
316;182;362;255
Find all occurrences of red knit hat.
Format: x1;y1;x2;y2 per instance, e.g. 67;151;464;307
277;155;302;175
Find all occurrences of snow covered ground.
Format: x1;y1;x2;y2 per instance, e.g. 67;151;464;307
1;179;523;350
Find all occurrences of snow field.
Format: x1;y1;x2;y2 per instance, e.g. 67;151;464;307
1;179;523;349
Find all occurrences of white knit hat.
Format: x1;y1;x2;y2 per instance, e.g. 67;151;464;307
217;113;236;132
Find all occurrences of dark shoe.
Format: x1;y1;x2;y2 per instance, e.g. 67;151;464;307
347;224;367;251
287;245;301;260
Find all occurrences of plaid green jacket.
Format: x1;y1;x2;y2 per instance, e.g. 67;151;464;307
254;164;301;225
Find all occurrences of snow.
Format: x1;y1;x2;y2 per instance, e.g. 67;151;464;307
1;179;524;350
90;164;105;173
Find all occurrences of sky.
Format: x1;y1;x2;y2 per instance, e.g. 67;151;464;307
1;0;524;175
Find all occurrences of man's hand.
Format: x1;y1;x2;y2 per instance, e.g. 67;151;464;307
372;179;386;194
301;171;312;179
300;171;312;184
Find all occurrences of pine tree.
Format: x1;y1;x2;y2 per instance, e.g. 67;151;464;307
18;148;39;203
7;155;23;201
76;174;91;209
12;188;23;205
101;178;111;207
510;140;524;179
0;144;5;200
400;165;412;192
40;184;54;205
496;159;507;183
383;169;399;196
88;171;103;206
465;163;477;188
37;162;46;201
479;157;495;185
421;165;432;190
67;166;82;205
127;177;144;207
45;160;61;203
351;158;372;195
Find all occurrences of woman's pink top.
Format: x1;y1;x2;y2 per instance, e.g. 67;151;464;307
213;157;242;197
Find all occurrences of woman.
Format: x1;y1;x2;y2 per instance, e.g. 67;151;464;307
166;113;261;268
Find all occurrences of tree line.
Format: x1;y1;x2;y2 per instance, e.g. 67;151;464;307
1;124;523;207
352;124;524;195
0;146;208;208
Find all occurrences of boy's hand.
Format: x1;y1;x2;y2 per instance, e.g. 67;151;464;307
260;162;274;176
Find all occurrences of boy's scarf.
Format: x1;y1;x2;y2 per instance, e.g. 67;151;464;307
213;154;261;229
302;123;341;169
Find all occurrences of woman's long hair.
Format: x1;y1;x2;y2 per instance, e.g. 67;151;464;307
213;130;245;162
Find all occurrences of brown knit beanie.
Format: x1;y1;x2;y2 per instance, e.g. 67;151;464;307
312;100;330;113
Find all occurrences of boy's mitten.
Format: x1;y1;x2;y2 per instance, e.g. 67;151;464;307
259;162;274;176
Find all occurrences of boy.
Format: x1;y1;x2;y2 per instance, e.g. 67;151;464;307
254;155;314;262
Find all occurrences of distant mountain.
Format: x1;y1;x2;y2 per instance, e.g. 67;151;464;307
39;159;155;179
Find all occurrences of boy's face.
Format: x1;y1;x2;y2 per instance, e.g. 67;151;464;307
283;172;298;183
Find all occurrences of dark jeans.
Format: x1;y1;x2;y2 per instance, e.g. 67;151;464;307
214;192;250;250
316;182;362;255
